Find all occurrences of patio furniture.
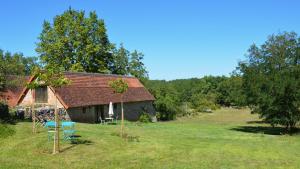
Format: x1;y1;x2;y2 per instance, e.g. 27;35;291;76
114;114;119;124
99;116;105;124
105;117;114;124
45;121;56;141
62;122;76;141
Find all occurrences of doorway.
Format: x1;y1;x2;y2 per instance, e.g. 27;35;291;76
95;105;104;123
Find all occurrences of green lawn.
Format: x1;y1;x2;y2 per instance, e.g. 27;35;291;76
1;108;300;169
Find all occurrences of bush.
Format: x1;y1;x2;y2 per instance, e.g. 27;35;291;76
190;93;220;113
154;97;178;121
139;112;152;123
0;102;9;120
176;102;196;117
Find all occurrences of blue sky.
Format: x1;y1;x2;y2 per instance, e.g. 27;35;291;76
1;0;300;80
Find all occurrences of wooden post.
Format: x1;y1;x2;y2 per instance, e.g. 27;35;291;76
31;89;36;133
53;95;60;154
121;94;124;137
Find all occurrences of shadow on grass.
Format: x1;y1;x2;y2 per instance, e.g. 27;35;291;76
230;126;289;135
105;122;118;125
70;139;93;145
60;137;93;153
60;145;76;152
246;120;266;124
0;118;18;125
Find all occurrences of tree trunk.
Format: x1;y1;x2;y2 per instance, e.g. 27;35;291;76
121;94;124;137
53;94;60;154
31;89;36;133
286;122;296;134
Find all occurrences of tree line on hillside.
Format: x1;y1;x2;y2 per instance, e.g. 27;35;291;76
144;75;245;120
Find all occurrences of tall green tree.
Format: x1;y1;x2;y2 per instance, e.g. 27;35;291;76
111;44;130;75
36;8;113;73
239;32;300;132
129;50;148;81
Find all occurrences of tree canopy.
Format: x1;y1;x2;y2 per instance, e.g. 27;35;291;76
36;8;148;80
36;8;112;73
109;78;128;95
239;32;300;131
0;49;39;91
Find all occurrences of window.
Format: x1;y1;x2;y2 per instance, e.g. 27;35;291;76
113;103;117;109
35;86;48;103
83;107;86;114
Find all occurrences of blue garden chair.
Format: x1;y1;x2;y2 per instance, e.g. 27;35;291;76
62;122;76;141
45;121;56;141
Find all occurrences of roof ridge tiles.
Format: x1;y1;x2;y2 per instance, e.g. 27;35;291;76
64;71;135;78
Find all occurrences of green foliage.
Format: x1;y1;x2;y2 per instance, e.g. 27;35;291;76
111;44;130;75
239;32;300;131
129;50;148;82
217;75;246;107
0;49;39;91
190;93;219;112
36;8;112;73
109;78;128;94
27;66;70;89
138;111;152;123
145;75;247;120
0;101;9;120
21;56;40;75
36;8;148;81
145;80;180;120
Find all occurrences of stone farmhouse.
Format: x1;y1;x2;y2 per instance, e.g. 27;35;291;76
14;72;155;123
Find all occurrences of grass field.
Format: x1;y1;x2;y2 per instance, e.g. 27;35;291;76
1;108;300;169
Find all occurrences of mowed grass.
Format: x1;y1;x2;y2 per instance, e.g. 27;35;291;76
1;108;300;169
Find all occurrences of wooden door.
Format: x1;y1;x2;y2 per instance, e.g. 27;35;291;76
95;105;104;123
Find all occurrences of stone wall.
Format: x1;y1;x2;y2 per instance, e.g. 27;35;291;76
114;101;156;121
67;106;96;123
66;101;155;123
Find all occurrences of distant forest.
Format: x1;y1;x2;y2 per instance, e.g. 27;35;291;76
144;75;245;120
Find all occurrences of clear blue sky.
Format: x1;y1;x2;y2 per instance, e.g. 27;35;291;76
1;0;300;80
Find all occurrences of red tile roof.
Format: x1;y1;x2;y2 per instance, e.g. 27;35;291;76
18;72;155;108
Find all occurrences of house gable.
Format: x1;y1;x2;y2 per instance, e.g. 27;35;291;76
18;86;64;109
